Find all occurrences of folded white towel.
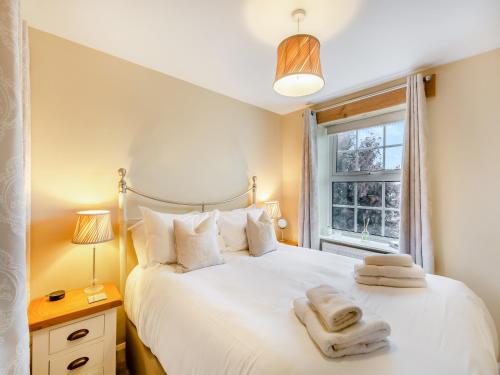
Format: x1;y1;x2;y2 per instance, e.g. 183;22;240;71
364;254;413;267
354;264;425;279
294;298;390;358
306;285;362;332
355;274;427;288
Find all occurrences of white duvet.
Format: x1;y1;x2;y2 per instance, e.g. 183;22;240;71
125;245;499;375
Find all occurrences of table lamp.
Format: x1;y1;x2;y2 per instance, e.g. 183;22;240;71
72;210;114;295
264;201;281;222
264;201;288;241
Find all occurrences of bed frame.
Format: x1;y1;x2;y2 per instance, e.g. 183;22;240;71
117;168;258;374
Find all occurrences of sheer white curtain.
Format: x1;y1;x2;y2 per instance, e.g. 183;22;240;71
399;74;434;273
298;109;320;249
0;0;31;373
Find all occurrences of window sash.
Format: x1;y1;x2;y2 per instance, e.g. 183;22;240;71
330;135;402;182
331;181;400;238
328;111;404;240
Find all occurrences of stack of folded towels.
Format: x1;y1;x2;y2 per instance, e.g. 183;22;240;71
354;254;427;288
294;285;391;358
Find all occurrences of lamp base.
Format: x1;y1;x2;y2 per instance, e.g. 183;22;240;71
84;284;104;294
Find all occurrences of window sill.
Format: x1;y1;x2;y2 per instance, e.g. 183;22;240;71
320;233;399;254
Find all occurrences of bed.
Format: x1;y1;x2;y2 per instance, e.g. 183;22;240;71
116;169;499;375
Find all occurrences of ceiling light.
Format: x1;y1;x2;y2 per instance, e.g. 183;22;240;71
273;9;325;97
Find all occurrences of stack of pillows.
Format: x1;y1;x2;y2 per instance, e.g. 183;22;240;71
129;205;278;272
294;285;391;358
354;254;427;288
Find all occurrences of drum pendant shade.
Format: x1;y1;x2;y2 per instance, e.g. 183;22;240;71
273;34;324;97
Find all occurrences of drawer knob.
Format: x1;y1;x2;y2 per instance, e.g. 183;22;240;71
67;328;89;341
67;356;89;370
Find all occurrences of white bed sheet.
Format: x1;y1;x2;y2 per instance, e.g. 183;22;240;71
125;245;498;375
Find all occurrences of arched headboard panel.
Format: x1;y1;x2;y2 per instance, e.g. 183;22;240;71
117;168;257;294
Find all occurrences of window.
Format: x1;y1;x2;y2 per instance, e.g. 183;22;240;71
329;114;404;241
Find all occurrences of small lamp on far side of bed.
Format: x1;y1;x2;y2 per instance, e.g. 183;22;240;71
264;201;281;222
72;210;114;296
265;201;287;240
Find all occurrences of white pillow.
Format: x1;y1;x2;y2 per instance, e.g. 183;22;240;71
173;216;224;272
140;207;225;265
246;211;278;256
129;221;148;266
216;206;263;251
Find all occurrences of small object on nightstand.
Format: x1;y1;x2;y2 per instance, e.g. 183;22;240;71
48;289;65;301
29;283;122;375
277;218;288;241
87;292;107;304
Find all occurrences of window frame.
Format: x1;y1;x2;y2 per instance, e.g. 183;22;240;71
328;111;405;242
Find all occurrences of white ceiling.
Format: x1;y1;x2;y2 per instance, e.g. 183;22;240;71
22;0;500;114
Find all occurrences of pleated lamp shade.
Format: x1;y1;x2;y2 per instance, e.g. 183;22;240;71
72;210;114;245
264;201;282;220
273;34;324;97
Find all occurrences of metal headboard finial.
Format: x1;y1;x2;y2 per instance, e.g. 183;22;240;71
118;168;127;193
252;176;257;204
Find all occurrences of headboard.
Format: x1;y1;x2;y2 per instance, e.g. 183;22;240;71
117;168;257;294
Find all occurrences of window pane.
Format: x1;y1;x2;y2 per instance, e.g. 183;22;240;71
358;148;383;171
337;131;356;151
332;207;355;231
384;210;400;238
357;209;382;236
385;182;401;209
385;146;403;170
336;151;357;172
332;182;355;205
358;182;382;207
385;121;404;146
358;126;383;149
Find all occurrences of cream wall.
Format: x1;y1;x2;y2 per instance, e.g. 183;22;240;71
425;49;500;339
29;26;500;345
281;48;500;341
29;28;283;343
280;111;303;243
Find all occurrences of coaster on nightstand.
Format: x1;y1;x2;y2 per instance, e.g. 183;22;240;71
87;292;108;304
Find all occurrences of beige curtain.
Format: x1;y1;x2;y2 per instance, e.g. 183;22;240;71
399;74;434;273
298;109;320;249
0;0;31;373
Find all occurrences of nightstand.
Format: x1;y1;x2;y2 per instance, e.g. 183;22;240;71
29;283;122;375
279;239;298;246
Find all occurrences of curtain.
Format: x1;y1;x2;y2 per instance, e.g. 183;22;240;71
298;109;320;249
0;0;31;373
399;74;434;273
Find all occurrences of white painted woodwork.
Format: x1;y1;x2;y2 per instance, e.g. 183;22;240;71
32;308;117;375
49;314;105;354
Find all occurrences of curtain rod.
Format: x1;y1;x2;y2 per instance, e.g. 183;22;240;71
315;75;433;113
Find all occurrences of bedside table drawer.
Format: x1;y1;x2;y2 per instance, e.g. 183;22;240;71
49;314;105;354
49;340;104;375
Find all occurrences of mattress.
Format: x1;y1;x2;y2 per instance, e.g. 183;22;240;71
125;245;499;375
